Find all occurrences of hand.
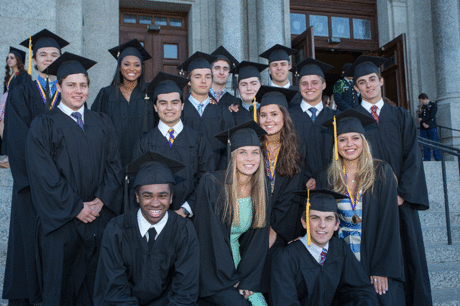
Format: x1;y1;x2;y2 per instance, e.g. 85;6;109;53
397;195;404;206
84;197;104;217
288;237;301;244
423;123;429;129
418;118;422;123
76;203;97;223
269;227;277;248
228;104;239;113
238;289;254;299
306;178;316;190
370;276;388;295
175;209;187;218
209;98;217;105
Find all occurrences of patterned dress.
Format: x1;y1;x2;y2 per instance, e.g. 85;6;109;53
230;197;267;306
337;191;363;261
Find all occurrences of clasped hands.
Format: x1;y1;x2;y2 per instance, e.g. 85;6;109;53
77;197;104;223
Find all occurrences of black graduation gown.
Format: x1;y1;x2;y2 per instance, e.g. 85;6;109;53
132;125;215;211
2;80;61;302
355;103;432;306
193;172;269;299
181;95;235;170
94;209;200;305
270;237;379;306
232;98;256;126
25;108;122;306
91;84;156;167
211;91;239;108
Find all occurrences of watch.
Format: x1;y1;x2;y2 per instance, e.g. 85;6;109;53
182;207;190;216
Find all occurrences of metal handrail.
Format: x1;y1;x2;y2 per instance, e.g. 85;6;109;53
418;136;456;245
437;125;460;133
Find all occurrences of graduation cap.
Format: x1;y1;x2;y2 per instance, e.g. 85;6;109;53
46;52;96;80
108;39;152;63
290;58;334;81
341;63;352;77
343;55;387;81
9;47;26;64
294;188;348;246
321;109;376;161
231;61;268;83
19;29;69;75
255;85;297;110
147;72;189;102
259;44;297;63
177;52;218;75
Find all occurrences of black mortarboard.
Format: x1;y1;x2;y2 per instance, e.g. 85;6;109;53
343;55;387;81
231;61;268;83
215;121;267;154
9;47;26;64
295;188;348;212
20;29;69;53
177;52;217;75
255;85;297;109
46;52;96;80
147;72;189;102
108;39;152;63
290;58;334;79
342;63;352;72
125;152;185;189
322;109;376;136
259;44;297;63
211;46;240;69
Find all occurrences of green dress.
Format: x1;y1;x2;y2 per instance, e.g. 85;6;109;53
231;197;267;306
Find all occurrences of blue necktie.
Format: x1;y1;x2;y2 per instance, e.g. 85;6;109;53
319;248;327;265
71;112;84;130
309;107;317;122
197;103;204;117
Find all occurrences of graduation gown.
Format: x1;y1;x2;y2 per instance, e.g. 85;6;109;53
355;103;432;306
94;209;199;305
91;84;156;166
231;98;256;126
25;108;122;306
270;237;379;306
211;91;239;108
193;172;269;298
181;94;235;170
2;80;61;302
132;125;215;211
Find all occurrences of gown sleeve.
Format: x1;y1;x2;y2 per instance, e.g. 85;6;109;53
91;87;108;113
270;246;302;306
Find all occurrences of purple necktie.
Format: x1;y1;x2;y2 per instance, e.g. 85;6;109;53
71;112;84;130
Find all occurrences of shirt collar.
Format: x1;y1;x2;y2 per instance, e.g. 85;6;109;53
241;100;260;112
301;100;324;115
300;235;329;263
210;87;227;98
37;75;58;88
361;98;384;113
157;120;183;138
189;94;211;111
137;208;169;241
58;102;85;122
269;80;291;89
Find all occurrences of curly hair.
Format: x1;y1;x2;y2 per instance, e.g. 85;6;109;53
4;54;25;90
259;105;302;177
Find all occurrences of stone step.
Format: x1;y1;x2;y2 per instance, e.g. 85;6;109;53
420;211;460;227
432;288;460;306
428;200;460;213
422;225;460;243
425;242;460;264
429;262;460;290
0;168;12;187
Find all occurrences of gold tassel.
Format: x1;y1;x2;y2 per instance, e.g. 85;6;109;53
333;116;338;160
253;97;257;123
306;189;311;246
28;36;32;75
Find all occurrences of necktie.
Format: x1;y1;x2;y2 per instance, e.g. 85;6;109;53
319;248;328;265
148;227;157;251
215;90;225;102
168;128;175;147
71;112;84;130
309;107;317;122
370;105;379;124
197;103;204;117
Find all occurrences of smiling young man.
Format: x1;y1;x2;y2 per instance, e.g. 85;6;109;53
178;52;235;170
345;55;432;306
210;46;240;108
259;44;297;90
271;189;378;306
94;153;200;305
25;53;122;306
132;72;214;218
2;29;69;306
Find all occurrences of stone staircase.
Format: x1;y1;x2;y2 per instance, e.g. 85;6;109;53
0;161;459;305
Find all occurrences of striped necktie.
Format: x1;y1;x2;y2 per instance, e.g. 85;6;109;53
309;107;317;122
371;105;379;124
168;128;175;147
197;103;204;117
319;248;328;265
71;112;84;130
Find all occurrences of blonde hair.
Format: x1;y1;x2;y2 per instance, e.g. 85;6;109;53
327;134;375;195
220;149;267;229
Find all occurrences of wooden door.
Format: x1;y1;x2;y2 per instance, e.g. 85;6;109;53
366;34;410;110
119;9;188;82
291;26;315;85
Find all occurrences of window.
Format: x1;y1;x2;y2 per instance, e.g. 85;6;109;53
291;13;307;35
331;17;350;38
155;17;168;26
123;15;136;24
139;16;152;25
170;18;183;27
309;15;328;37
353;19;372;40
164;44;178;59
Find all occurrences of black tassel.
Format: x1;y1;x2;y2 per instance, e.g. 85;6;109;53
123;175;129;214
231;63;237;93
45;75;50;107
142;93;149;133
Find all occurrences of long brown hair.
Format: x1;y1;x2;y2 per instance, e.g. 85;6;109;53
4;54;25;90
327;133;376;195
260;105;302;177
220;149;267;229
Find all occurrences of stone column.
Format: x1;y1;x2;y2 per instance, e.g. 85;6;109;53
431;0;460;147
215;0;244;63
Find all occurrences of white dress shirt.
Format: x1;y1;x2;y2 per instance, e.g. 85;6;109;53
361;98;384;116
300;100;324;118
300;235;329;264
189;94;210;114
269;80;291;89
58;102;85;123
137;209;169;242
